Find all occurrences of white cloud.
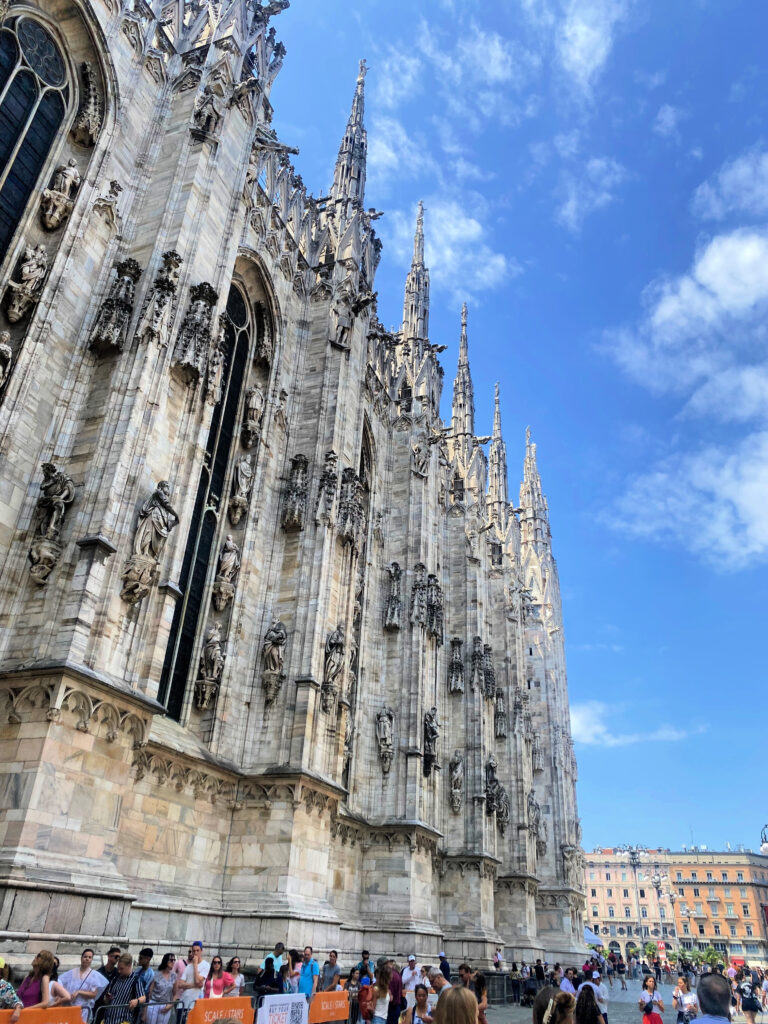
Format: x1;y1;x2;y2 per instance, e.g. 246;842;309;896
653;103;686;139
556;156;627;231
387;199;519;300
692;148;768;221
556;0;632;94
607;432;768;567
367;116;437;191
571;642;624;652
372;49;423;111
571;701;705;747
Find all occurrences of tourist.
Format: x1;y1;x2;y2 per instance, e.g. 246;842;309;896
472;972;488;1024
17;951;70;1009
673;975;699;1024
402;956;421;1009
736;969;761;1024
493;949;503;972
356;952;375;983
639;976;665;1015
579;971;608;1024
145;953;177;1024
427;968;450;1002
561;968;577;997
372;964;392;1024
510;962;523;1003
408;984;434;1024
534;988;575;1024
575;984;605;1024
226;957;246;996
605;960;614;989
277;964;291;994
438;954;451;982
135;949;155;995
257;943;286;996
536;960;547;991
0;966;24;1024
59;948;108;1022
346;967;362;1024
695;974;732;1024
384;957;403;1024
432;985;477;1024
203;955;236;998
299;946;320;1000
642;997;664;1024
103;953;148;1024
177;942;210;1010
617;961;628;992
95;947;122;1016
321;952;342;992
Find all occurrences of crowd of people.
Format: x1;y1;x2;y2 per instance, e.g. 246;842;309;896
1;943;767;1024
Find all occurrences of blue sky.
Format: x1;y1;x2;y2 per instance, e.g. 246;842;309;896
268;0;768;852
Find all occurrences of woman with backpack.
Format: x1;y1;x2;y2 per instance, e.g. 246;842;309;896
361;964;391;1024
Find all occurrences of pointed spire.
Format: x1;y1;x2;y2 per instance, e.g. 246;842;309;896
331;59;368;209
451;302;475;461
459;302;469;365
401;201;430;347
493;381;502;438
520;427;551;548
488;383;508;527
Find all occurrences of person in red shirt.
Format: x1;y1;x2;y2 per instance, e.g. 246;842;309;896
203;956;236;998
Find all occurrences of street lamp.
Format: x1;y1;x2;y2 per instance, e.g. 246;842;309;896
617;845;648;961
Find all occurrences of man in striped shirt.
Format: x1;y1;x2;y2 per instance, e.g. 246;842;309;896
102;953;147;1024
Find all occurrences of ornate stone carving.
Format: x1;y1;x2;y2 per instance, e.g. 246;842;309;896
4;244;48;323
470;635;484;691
449;749;463;812
426;574;443;645
211;534;240;611
171;282;218;385
423;705;439;777
242;382;265;447
89;258;142;355
448;637;464;693
384;561;401;631
483;644;496;699
205;315;226;406
314;450;338;524
329;277;353;349
411;440;430;477
495;691;508;738
532;732;544;773
336;467;365;550
136;250;183;347
71;62;101;146
537;819;548;858
40;159;80;230
0;331;13;392
229;453;254;525
410;562;427;627
321;623;344;711
282;453;308;531
527;789;541;834
376;705;394;773
195;622;225;710
561;843;581;887
27;462;75;584
261;616;287;706
486;755;510;834
273;387;288;429
192;84;224;138
121;480;179;604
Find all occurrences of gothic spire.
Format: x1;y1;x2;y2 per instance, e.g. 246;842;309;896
520;427;551;548
488;382;508;527
401;201;430;346
451;302;475;446
331;59;367;210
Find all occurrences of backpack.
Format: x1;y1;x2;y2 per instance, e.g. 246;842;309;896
359;984;375;1021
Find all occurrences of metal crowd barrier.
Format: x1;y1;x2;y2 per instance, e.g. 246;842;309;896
92;998;185;1024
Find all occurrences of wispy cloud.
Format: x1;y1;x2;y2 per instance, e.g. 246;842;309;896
692;147;768;220
571;701;706;747
367;116;438;192
372;49;423;111
555;0;633;94
556;156;627;231
572;642;624;653
653;103;686;139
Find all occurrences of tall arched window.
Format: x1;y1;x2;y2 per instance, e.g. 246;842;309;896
0;17;69;260
159;284;252;720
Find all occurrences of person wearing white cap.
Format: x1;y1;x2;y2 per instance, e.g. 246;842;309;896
402;956;421;1009
438;953;451;982
579;971;609;1023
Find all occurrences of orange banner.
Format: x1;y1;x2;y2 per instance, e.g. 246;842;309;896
0;1010;84;1024
186;997;255;1024
308;992;349;1024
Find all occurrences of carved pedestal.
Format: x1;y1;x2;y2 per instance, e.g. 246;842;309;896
28;536;63;584
262;669;284;707
194;677;219;710
320;681;336;713
120;554;157;604
40;188;75;231
211;578;234;611
228;495;248;525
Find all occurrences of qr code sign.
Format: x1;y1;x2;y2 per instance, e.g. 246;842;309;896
290;1002;304;1024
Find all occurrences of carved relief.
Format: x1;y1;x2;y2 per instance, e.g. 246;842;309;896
281;453;308;531
136;250;183;347
229;453;254;526
409;562;427;627
273;388;288;430
314;450;338;524
483;644;496;699
448;637;464;693
4;244;48;323
192;84;224;138
470;635;484;691
376;705;395;773
383;561;401;631
261;616;287;706
423;705;439;777
449;750;463;812
411;440;430;476
27;462;75;584
426;574;443;645
120;480;180;605
321;623;344;711
171;282;218;385
211;534;240;611
71;62;102;146
195;622;225;710
40;159;80;230
336;467;365;550
495;691;508;738
89;258;143;356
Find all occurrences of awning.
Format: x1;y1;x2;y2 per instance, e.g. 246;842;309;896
584;927;603;945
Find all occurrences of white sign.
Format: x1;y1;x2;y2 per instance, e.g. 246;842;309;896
257;993;308;1024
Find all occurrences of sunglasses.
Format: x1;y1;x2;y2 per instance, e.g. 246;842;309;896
213;961;222;966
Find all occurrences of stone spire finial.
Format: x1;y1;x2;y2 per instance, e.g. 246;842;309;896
451;302;475;455
413;200;425;265
401;201;430;347
493;382;502;438
520;426;550;542
331;58;368;207
488;382;508;524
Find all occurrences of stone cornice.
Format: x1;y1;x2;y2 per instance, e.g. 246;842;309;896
0;660;165;715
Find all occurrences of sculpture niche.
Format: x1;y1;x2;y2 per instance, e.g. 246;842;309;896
376;706;395;773
261;617;287;706
40;159;81;231
27;463;75;584
195;622;225;710
120;481;180;605
321;623;344;712
4;244;48;323
211;534;240;611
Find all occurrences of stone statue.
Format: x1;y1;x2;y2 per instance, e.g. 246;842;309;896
205;317;226;406
262;617;287;705
136;250;183;347
89;258;143;355
0;330;13;391
376;706;395;773
242;382;265;448
528;790;541;834
336;467;365;550
193;84;224;136
41;159;81;230
384;561;401;631
449;750;463;813
5;244;48;323
27;462;75;584
423;705;439;777
121;481;180;605
448;637;464;693
273;388;288;429
411;441;430;476
470;635;484;691
229;453;254;525
562;844;579;887
212;534;240;610
321;623;344;711
483;644;496;699
282;453;308;531
537;818;549;857
171;281;218;385
495;691;508;738
195;623;224;710
409;562;427;626
314;450;338;524
426;574;444;646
